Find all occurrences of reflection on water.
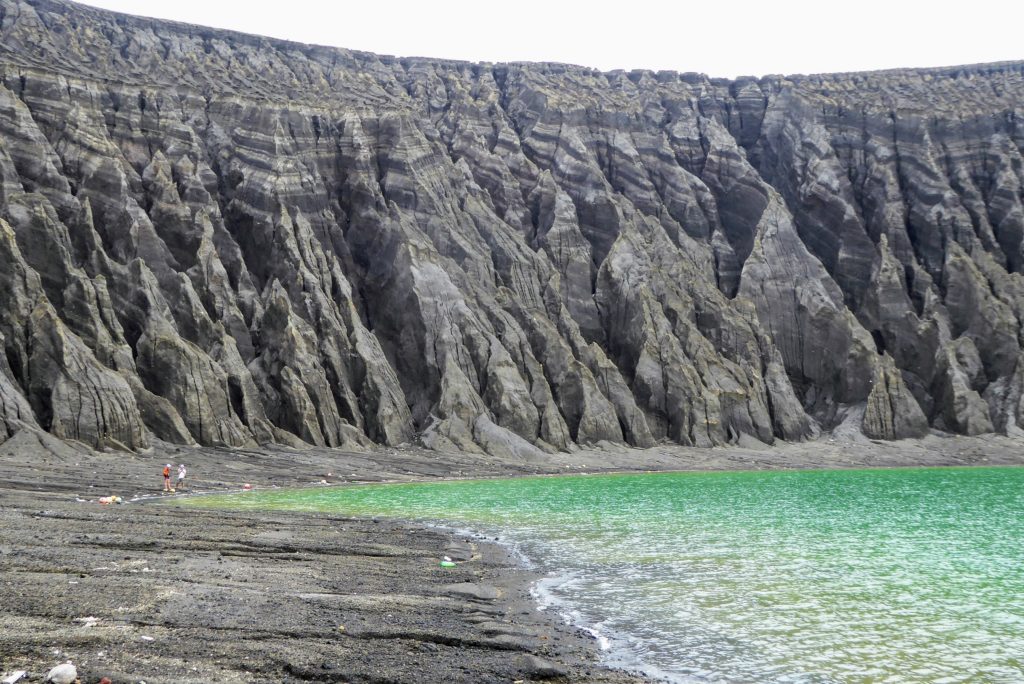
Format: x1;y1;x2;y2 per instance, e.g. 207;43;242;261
183;467;1024;683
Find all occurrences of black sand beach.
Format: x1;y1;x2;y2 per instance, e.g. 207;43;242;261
3;431;1024;683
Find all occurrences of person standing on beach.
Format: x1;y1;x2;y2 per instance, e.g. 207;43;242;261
176;463;187;491
163;464;172;492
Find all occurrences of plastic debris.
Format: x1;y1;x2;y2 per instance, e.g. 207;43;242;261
2;671;27;684
439;560;457;568
74;616;100;628
139;635;155;642
242;483;252;491
337;624;346;632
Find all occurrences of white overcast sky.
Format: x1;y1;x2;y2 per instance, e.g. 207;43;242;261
80;1;1020;78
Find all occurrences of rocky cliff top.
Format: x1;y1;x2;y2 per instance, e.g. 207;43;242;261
0;0;1022;455
4;0;1022;107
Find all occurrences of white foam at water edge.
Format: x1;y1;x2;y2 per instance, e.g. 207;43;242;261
531;577;613;650
428;522;686;683
587;626;613;651
530;575;690;684
530;574;575;615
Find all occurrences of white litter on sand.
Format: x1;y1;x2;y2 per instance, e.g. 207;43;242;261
43;663;76;684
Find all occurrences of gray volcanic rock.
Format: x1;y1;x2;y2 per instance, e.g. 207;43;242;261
863;355;929;440
0;0;1022;452
0;330;37;439
0;218;147;449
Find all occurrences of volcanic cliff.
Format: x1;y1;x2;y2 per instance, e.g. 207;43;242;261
0;0;1021;456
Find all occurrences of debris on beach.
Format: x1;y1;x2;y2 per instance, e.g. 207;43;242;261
43;662;76;684
2;671;27;684
73;616;100;628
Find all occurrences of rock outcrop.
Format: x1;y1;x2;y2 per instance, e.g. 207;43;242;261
0;0;1022;452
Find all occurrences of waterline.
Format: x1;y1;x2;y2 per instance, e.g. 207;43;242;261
180;467;1024;682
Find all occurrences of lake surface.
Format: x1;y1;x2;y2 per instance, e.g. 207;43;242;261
182;467;1024;682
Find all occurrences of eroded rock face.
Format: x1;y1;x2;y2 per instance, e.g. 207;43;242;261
0;0;1022;452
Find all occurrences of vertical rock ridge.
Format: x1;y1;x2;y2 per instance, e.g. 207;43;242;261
0;0;1022;453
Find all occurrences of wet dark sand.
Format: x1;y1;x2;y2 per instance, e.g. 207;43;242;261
2;429;1023;683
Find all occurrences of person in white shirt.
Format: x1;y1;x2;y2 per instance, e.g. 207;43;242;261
176;464;187;491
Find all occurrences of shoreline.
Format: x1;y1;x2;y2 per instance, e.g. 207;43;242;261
167;454;1024;684
164;491;678;684
3;431;1024;682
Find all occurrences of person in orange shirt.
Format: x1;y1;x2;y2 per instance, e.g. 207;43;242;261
162;464;172;492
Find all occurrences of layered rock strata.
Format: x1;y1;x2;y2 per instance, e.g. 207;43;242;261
0;0;1022;453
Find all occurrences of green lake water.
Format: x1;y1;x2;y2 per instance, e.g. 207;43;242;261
180;467;1024;682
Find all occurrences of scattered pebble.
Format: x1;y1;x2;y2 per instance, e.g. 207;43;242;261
43;663;76;684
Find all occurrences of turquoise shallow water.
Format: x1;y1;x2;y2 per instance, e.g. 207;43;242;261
181;467;1024;683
